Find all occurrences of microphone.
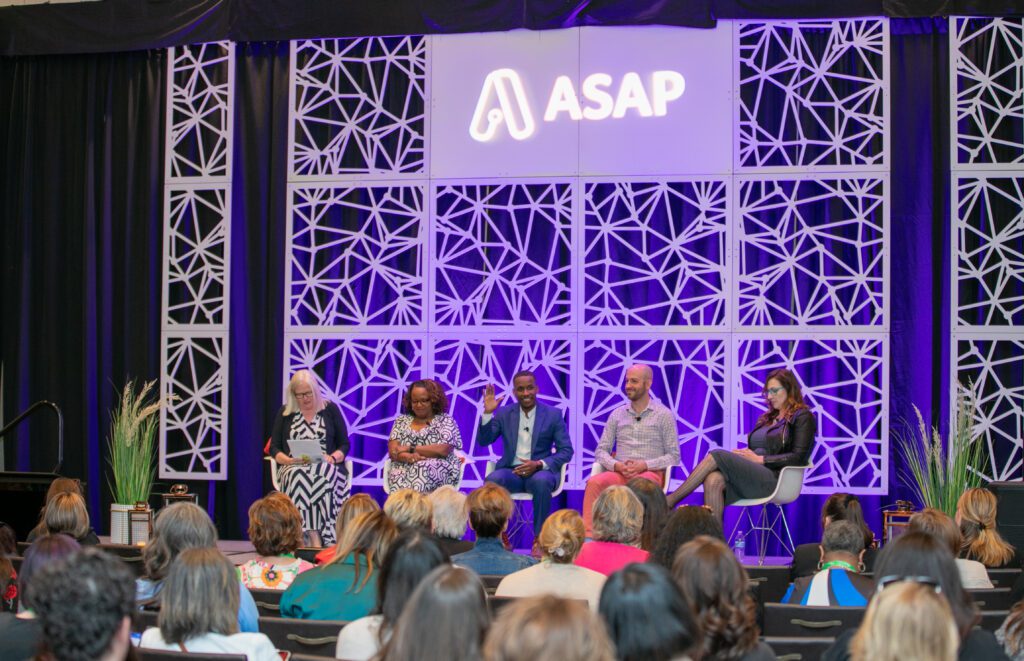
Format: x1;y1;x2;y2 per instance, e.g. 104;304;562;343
635;416;642;423
524;426;530;433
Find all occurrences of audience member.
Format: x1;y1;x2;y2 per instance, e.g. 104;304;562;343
910;508;993;588
384;488;433;533
650;504;725;569
30;547;136;661
0;534;80;661
672;536;774;660
850;580;958;661
790;493;876;580
575;486;649;575
315;493;380;564
40;492;100;546
599;563;701;661
137;502;259;632
428;485;473;557
26;477;90;542
281;510;397;620
452;483;535;576
997;600;1024;661
238;492;314;590
336;531;448;661
957;488;1021;568
625;477;668;553
485;594;616;661
377;566;488;661
141;547;278;660
496;510;606;610
783;521;874;606
0;521;16;612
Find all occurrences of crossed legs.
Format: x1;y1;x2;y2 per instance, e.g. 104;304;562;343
665;454;726;521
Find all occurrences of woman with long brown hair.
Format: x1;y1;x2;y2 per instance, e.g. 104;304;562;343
667;368;815;521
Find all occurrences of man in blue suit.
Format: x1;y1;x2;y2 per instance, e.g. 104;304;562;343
479;370;573;536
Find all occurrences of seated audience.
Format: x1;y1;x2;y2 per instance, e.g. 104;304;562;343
281;510;397;620
783;521;874;606
39;492;101;546
26;477;95;543
238;492;314;590
315;493;380;564
823;531;1008;661
0;534;81;661
141;547;278;660
377;565;488;661
428;485;473;557
496;509;606;610
384;488;433;533
650;504;725;569
957;488;1021;568
997;600;1024;661
452;483;535;576
625;477;669;553
575;486;649;575
137;502;259;632
790;493;876;580
30;547;136;661
485;594;616;661
0;522;16;612
910;507;993;588
673;536;775;661
336;530;448;661
599;563;701;661
850;579;958;661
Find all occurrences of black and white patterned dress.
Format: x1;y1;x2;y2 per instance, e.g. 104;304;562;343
386;413;462;493
278;413;349;545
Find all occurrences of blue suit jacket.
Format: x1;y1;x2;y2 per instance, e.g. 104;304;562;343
477;402;573;473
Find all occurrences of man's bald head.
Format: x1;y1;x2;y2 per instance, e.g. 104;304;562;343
624;364;653;403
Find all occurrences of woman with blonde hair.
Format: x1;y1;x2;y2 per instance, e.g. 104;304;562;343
850;581;958;661
575;486;649;575
384;488;433;532
485;594;616;661
40;492;100;546
237;492;314;590
957;488;1019;568
495;510;606;609
281;510;397;620
27;477;97;543
315;493;381;564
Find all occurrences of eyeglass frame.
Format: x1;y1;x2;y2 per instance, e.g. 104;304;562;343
762;386;785;397
292;390;316;401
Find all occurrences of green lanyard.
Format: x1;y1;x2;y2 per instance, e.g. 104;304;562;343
821;560;857;573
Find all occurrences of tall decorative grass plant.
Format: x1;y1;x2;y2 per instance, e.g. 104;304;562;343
107;379;172;505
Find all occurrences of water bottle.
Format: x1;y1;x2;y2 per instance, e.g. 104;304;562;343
733;531;746;563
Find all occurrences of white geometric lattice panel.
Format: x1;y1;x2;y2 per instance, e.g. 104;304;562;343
431;336;574;487
737;20;887;170
736;177;886;327
955;176;1024;327
735;337;887;494
289;185;425;328
582;180;729;327
433;182;574;327
952;18;1024;166
290;37;427;178
579;337;727;491
161;334;228;479
287;335;424;485
164;186;229;327
166;42;234;181
955;338;1024;481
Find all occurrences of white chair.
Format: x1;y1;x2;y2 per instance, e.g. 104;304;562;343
265;454;354;493
728;465;809;566
383;451;468;495
588;460;672;494
483;458;569;539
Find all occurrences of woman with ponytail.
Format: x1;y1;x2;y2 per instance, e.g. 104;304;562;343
791;492;878;580
958;488;1020;569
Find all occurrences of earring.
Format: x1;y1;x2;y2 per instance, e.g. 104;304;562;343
817;561;824;571
858;562;866;573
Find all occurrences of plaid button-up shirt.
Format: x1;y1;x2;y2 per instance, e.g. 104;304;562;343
595;397;680;471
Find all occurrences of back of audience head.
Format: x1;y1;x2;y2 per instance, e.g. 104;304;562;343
375;530;448;634
651;505;724;568
821;492;873;549
143;502;217;581
909;508;962;556
379;565;488;661
29;478;84;539
427;485;468;541
248;492;304;558
873;530;977;636
672;535;759;659
592;486;643;545
821;520;867;568
957;487;1015;566
44;492;91;541
159;547;238;643
0;521;15;603
850;580;958;661
466;483;512;539
329;509;397;592
30;547;136;661
384;489;433;533
336;493;381;542
18;534;82;611
485;594;615;661
538;510;586;563
999;599;1024;658
625;478;668;552
599;563;701;661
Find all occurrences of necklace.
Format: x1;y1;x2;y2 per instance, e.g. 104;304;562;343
821;560;857;573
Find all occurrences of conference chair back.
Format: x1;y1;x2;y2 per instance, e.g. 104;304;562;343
137;650;246;661
762;636;836;660
250;588;285;617
259;615;348;656
762;604;865;638
968;587;1014;611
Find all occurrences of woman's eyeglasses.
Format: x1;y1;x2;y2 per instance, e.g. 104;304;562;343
293;390;315;400
762;386;784;397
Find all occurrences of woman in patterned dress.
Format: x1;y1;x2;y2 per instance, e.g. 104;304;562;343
270;370;350;546
237;492;314;590
386;379;462;493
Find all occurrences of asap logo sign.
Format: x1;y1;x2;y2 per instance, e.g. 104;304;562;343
469;68;686;142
